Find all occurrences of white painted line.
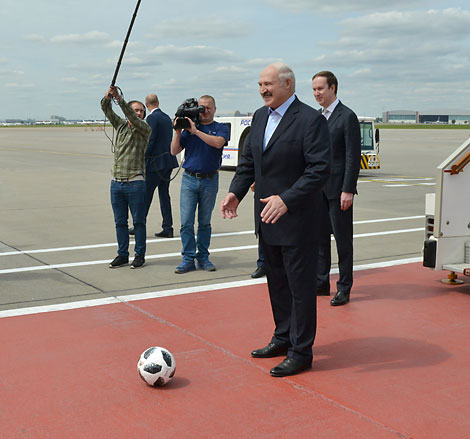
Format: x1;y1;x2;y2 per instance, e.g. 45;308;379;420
354;215;424;224
0;245;258;274
353;228;423;238
0;229;424;275
383;183;435;187
0;216;425;257
0;278;268;319
351;257;422;271
0;230;255;257
369;177;433;182
0;257;423;319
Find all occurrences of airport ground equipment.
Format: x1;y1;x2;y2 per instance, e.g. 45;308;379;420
216;116;380;170
423;136;470;283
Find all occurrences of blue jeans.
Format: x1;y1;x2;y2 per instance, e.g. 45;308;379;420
110;179;146;257
180;171;219;262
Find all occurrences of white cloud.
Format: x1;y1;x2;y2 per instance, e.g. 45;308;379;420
129;72;152;79
215;66;249;74
148;44;239;64
264;0;425;13
310;8;470;81
245;58;284;68
51;31;110;44
61;77;78;83
5;82;34;89
341;8;470;39
149;17;253;39
0;68;24;78
150;78;186;91
105;40;137;49
22;33;46;42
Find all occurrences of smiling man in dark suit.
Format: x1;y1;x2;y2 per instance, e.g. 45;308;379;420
220;62;330;377
312;71;361;306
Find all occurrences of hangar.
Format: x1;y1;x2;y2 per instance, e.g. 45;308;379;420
382;110;470;124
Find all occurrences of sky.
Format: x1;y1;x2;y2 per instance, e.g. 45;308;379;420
1;0;470;120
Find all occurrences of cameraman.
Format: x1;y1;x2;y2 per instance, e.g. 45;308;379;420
171;95;229;274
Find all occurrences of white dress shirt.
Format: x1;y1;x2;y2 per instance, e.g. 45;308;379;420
322;98;339;120
263;94;296;149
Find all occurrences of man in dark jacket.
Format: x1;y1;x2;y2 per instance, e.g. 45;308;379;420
312;71;361;306
221;63;330;377
142;93;178;238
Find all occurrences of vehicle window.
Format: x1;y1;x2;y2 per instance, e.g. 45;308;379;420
360;122;373;151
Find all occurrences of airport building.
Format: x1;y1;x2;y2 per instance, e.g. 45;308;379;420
382;110;470;124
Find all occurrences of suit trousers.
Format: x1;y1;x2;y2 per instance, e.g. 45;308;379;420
260;233;318;362
317;192;354;293
145;168;174;233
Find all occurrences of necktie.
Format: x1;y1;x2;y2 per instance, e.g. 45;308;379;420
322;108;329;119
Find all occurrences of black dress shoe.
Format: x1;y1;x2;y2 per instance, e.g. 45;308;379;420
251;342;289;358
109;255;129;268
251;266;266;278
316;286;330;296
129;227;135;236
130;255;145;269
270;357;312;377
155;230;174;238
330;291;350;306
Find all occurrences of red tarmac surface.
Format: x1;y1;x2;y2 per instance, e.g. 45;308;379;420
1;262;469;439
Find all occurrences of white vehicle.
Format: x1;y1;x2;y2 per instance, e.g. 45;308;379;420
215;115;380;170
423;136;470;283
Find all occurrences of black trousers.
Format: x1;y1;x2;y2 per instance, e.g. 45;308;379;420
260;233;318;362
145;168;174;233
317;192;354;294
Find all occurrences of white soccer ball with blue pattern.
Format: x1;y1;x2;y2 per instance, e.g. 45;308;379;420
137;346;176;387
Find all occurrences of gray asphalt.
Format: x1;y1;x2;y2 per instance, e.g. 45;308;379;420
1;126;469;311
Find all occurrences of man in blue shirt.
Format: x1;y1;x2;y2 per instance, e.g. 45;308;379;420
171;95;229;273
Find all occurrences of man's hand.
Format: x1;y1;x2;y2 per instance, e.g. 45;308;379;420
185;117;198;134
340;192;354;211
105;86;121;101
220;193;240;219
173;118;183;133
260;195;287;224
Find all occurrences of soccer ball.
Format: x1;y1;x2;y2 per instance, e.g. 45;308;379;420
137;346;176;387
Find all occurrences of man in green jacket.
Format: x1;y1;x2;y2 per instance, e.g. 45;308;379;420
101;86;151;269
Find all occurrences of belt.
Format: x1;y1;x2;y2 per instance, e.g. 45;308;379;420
185;170;218;179
113;175;144;182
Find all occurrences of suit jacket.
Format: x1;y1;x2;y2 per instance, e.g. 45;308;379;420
322;101;361;199
229;97;331;246
145;108;178;172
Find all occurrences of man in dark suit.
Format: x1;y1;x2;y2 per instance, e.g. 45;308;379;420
220;63;330;377
143;93;179;238
312;71;361;306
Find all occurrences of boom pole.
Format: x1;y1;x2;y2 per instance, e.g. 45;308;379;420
110;0;142;87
